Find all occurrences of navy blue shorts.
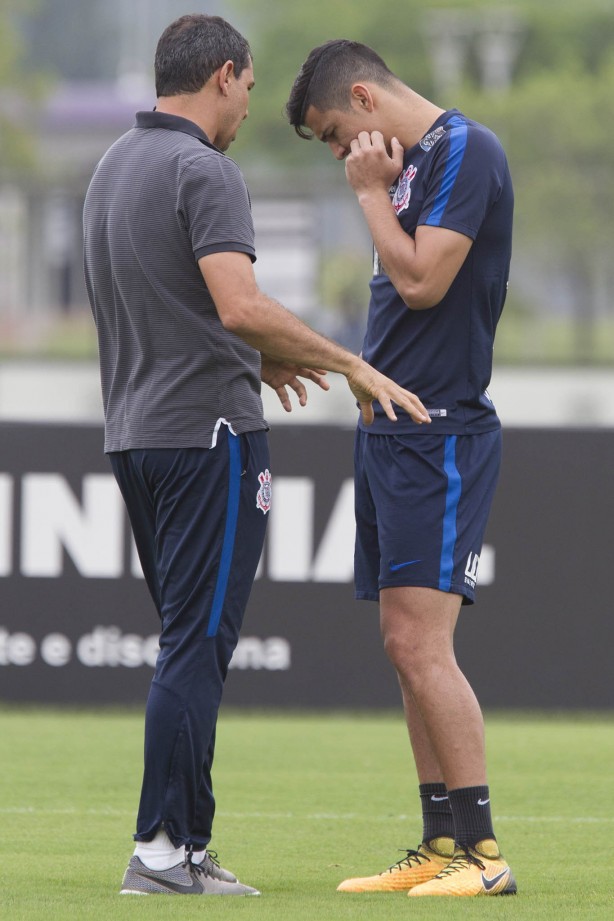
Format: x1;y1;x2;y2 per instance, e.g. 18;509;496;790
354;429;501;605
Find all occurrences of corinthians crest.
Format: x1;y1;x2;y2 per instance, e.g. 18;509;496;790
392;164;417;215
256;469;272;514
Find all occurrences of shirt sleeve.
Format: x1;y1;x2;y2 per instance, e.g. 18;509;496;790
418;121;508;241
177;152;256;262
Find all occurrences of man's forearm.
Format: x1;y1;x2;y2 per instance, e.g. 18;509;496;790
227;291;361;376
355;189;422;306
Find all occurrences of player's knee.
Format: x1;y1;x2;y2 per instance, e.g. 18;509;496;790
383;626;451;688
382;626;419;673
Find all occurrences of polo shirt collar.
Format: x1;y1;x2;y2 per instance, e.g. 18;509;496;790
135;110;221;152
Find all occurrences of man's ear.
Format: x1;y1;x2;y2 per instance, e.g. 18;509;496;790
350;83;374;112
217;59;235;95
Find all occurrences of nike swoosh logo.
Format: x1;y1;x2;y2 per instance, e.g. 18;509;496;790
389;559;422;572
477;798;490;806
136;869;203;895
481;868;510;892
430;795;449;802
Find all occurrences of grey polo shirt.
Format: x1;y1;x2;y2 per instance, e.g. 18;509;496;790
83;111;267;452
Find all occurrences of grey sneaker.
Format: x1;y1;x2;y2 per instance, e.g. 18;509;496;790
120;856;260;896
196;849;238;883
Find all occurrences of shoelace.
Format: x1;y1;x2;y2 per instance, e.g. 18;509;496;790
203;849;221;869
185;856;214;884
185;848;227;881
384;847;431;874
183;849;214;879
435;848;486;878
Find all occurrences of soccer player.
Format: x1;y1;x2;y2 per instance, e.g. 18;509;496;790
83;16;430;897
286;40;516;897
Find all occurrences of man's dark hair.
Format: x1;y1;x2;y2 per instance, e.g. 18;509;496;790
155;14;252;97
286;39;397;139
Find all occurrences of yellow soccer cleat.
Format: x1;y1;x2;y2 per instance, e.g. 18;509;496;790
408;839;517;897
336;838;454;893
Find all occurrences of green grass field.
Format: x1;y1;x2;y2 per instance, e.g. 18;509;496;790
1;707;612;920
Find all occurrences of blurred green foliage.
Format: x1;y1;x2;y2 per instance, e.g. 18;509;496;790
3;0;614;363
229;0;614;365
0;0;38;177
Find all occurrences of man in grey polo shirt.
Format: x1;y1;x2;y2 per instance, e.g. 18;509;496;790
84;13;430;897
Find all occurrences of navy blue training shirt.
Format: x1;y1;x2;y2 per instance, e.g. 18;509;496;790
359;109;514;435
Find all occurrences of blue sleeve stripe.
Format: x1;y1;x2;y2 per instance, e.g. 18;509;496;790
207;429;242;637
439;435;461;592
425;119;468;227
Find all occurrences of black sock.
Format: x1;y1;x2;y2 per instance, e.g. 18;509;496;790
418;783;455;845
447;785;497;850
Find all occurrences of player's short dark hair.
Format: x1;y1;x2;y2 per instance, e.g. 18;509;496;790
286;39;397;139
155;14;252;98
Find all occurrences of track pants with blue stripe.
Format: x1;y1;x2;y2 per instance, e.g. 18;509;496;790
109;427;269;849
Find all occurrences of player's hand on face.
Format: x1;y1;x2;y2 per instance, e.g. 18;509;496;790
261;356;329;412
346;361;431;426
345;131;404;195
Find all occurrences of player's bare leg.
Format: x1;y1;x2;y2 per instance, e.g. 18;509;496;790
398;678;444;784
380;586;515;897
380;586;486;789
337;587;467;893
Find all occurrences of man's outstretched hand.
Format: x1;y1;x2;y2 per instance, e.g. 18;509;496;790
346;359;431;426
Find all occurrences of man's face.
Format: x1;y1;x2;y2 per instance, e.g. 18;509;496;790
215;60;255;151
304;101;373;161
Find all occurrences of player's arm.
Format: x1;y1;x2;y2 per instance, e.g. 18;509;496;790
198;250;431;426
345;131;472;310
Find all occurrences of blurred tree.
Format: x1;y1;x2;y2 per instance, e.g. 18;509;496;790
457;48;614;362
515;3;614;78
0;0;37;177
231;0;432;166
15;0;228;84
231;0;614;363
17;0;116;81
4;0;612;361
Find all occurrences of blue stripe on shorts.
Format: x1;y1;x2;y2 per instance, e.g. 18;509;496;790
439;435;462;592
